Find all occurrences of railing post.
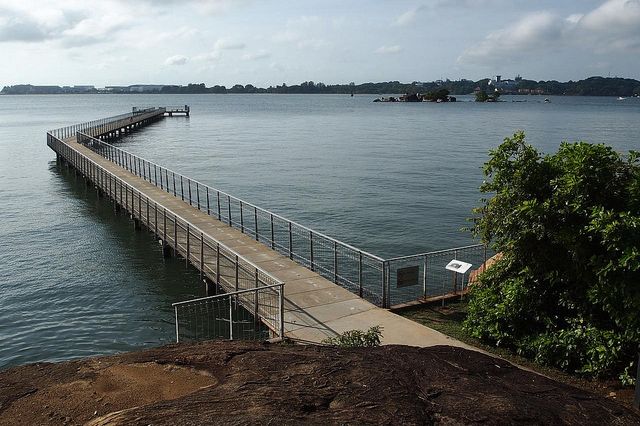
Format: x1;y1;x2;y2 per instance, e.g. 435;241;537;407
453;249;459;293
229;294;234;340
196;183;200;209
206;187;210;215
358;251;363;298
382;261;388;309
174;214;178;255
423;255;428;298
173;174;177;196
180;176;184;201
254;207;259;241
200;232;204;281
227;195;232;226
160;166;164;190
235;255;239;292
175;306;180;343
186;223;190;266
216;243;221;287
332;241;338;284
310;231;314;271
254;270;259;319
188;180;192;206
288;222;293;259
279;284;285;339
217;191;221;220
163;208;167;242
240;201;244;233
270;214;275;250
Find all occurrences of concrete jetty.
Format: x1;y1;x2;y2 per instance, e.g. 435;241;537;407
47;108;476;349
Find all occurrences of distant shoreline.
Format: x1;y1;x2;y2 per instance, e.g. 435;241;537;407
2;76;640;97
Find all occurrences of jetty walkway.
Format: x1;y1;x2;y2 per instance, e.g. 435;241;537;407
47;107;484;347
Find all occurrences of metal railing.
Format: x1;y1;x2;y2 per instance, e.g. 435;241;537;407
47;132;285;336
48;107;163;140
51;109;490;310
384;244;489;306
172;284;284;342
76;131;387;306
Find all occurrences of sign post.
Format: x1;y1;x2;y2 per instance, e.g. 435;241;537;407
444;259;472;307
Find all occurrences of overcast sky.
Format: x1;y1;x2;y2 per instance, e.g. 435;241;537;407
1;0;639;87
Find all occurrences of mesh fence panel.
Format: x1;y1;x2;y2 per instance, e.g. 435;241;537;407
386;245;490;307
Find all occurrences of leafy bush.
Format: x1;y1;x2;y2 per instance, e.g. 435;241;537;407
322;326;383;348
466;131;640;384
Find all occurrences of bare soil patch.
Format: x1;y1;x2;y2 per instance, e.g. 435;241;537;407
0;341;638;425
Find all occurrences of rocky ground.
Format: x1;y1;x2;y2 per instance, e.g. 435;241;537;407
0;341;638;425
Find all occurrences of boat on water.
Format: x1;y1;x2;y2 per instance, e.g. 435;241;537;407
544;98;550;103
617;96;626;101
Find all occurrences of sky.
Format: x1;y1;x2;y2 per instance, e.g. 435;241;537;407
1;0;639;87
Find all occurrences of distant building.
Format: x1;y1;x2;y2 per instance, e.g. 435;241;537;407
73;85;95;92
488;75;519;93
128;85;166;93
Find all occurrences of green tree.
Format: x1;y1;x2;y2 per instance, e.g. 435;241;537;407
466;132;640;384
475;89;489;102
424;88;450;102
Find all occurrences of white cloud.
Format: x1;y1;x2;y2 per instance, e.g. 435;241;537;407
393;7;424;26
459;1;640;65
376;45;402;54
0;1;137;46
214;38;246;50
459;12;560;65
164;54;188;65
242;50;270;60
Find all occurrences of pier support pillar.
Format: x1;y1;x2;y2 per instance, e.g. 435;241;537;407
204;278;217;296
162;240;173;258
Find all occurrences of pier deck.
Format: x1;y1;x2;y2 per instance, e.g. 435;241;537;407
48;109;472;348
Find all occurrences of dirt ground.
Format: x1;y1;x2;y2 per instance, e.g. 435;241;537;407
0;341;638;425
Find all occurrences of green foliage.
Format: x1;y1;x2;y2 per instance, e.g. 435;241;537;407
424;88;450;102
322;326;383;348
475;89;500;102
466;131;640;384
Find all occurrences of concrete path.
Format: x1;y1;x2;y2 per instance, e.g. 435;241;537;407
64;137;473;350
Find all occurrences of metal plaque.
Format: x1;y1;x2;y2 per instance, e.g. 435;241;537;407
397;266;420;288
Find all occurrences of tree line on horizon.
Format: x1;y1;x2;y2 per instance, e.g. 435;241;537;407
2;76;640;96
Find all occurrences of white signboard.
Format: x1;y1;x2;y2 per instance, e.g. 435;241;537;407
445;259;472;274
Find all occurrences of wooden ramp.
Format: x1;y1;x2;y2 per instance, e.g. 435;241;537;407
47;110;472;349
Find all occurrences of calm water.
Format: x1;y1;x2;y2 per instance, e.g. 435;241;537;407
1;94;639;368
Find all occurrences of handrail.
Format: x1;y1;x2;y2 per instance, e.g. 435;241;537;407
173;282;285;341
48;108;488;309
172;283;284;307
77;130;387;306
384;243;484;262
48;107;164;140
47;132;284;289
78;132;384;262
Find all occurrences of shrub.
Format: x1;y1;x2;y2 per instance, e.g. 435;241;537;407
322;326;383;348
466;131;640;384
